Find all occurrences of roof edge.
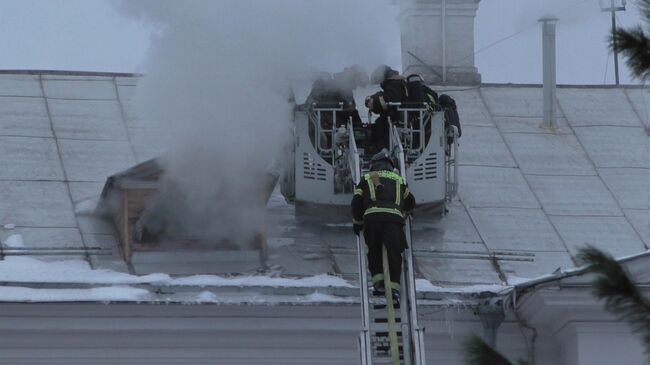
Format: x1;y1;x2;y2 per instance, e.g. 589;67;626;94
0;69;141;77
478;82;648;89
513;249;650;293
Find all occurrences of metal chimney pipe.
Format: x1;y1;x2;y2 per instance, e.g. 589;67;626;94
540;16;558;129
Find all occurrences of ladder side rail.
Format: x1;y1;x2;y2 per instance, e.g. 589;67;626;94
358;335;369;365
445;125;460;202
356;235;372;365
348;122;361;186
351;126;371;365
400;265;413;365
391;124;425;365
406;219;426;365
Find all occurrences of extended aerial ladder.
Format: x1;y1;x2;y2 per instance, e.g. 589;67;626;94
282;100;459;363
351;122;426;365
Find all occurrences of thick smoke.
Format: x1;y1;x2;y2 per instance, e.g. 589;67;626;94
114;0;398;245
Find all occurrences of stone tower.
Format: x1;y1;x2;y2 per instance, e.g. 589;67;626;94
399;0;481;84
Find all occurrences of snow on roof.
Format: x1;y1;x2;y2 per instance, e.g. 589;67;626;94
0;71;648;304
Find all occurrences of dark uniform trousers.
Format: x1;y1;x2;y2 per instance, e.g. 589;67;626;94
352;170;415;291
363;220;407;289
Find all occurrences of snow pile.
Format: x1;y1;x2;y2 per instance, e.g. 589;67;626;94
192;291;354;305
2;234;24;248
0;257;355;303
0;257;170;285
173;273;353;288
74;197;98;215
0;257;353;288
0;286;150;302
196;291;218;303
415;279;512;295
506;276;537;286
304;292;354;304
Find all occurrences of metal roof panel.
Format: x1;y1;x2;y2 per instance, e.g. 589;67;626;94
469;207;566;252
42;79;116;100
0;74;42;97
441;88;494;127
0;136;64;180
598;168;650;210
493;116;571;134
481;87;543;118
503;132;595;175
458;166;540;209
48;99;128;141
0;181;76;227
575;126;650;168
459;125;517;167
527;175;622;216
558;88;644;127
59;139;135;182
0;97;51;137
550;215;647;257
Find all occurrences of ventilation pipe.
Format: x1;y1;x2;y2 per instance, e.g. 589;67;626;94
540;16;558;129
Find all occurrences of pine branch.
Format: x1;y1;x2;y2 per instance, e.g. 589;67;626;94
610;26;650;80
578;247;650;357
463;335;519;365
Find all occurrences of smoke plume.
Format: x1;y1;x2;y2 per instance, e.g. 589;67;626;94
114;0;398;245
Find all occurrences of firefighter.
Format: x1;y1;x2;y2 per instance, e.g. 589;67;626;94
351;150;415;304
365;66;408;154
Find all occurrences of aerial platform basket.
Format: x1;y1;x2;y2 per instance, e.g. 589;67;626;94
280;103;459;216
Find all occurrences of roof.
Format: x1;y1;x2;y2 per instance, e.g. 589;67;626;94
0;70;648;304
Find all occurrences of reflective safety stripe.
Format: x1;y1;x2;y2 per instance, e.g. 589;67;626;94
372;273;384;284
404;188;411;199
387;281;400;291
365;174;376;201
364;207;403;218
352;218;363;225
354;188;363;196
366;171;403;183
395;181;401;205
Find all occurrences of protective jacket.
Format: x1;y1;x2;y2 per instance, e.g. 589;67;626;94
380;75;407;123
351;170;415;225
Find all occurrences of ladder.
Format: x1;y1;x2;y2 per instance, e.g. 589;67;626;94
351;123;426;365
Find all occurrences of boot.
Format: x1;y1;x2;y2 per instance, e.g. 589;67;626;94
372;281;385;296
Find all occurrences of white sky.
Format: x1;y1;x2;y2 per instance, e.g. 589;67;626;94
0;0;645;84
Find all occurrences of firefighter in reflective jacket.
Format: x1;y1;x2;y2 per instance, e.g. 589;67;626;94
351;150;415;301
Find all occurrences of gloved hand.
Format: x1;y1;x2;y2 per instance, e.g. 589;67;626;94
353;224;363;236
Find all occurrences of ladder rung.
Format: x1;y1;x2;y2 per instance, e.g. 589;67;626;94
374;317;402;323
373;331;402;337
372;338;403;345
373;350;404;360
372;303;401;310
374;344;403;350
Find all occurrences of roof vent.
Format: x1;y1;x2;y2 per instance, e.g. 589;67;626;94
540;16;558;129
